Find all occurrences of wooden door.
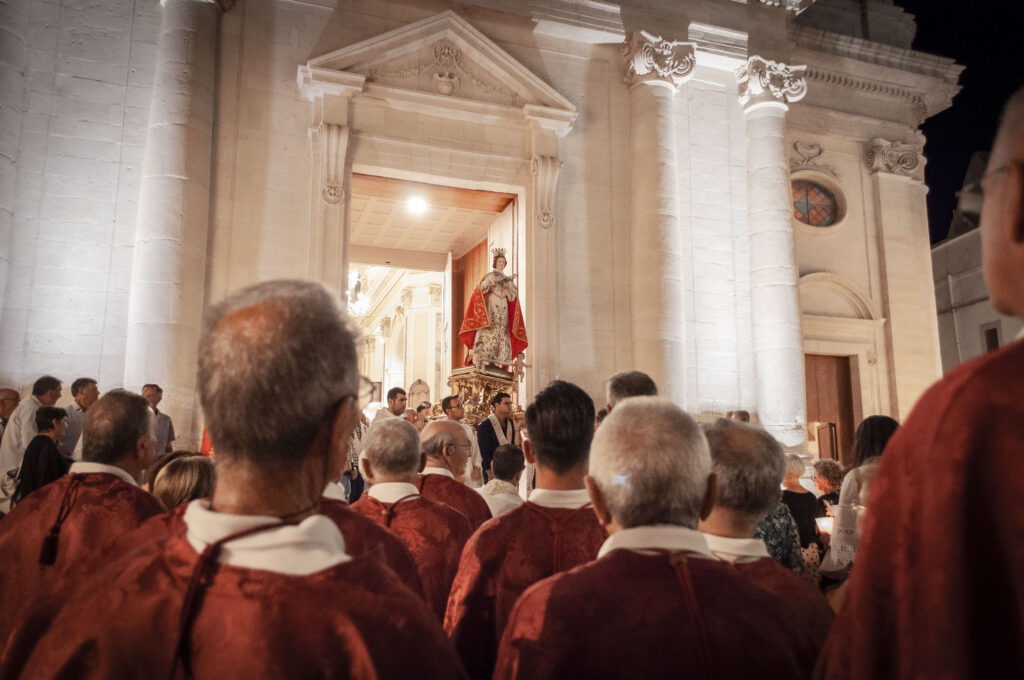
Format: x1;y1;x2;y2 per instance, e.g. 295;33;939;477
805;354;857;467
451;239;489;369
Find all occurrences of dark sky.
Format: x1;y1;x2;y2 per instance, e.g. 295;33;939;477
893;0;1024;243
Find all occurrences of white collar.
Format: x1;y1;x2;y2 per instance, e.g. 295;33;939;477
322;482;347;501
597;525;713;560
422;466;454;479
1016;327;1024;341
69;461;138;487
701;533;770;563
368;482;420;504
183;499;350;575
528;487;591;509
479;479;520;497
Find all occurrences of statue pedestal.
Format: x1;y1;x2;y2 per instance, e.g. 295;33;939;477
448;367;517;427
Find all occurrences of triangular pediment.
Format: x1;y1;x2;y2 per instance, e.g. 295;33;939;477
306;11;575;113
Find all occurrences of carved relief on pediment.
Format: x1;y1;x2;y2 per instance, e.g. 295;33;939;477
358;39;526;107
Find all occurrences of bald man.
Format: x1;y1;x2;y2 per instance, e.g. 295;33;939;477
418;420;492;530
816;87;1024;679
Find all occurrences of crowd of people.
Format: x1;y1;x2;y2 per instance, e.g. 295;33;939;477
0;87;1021;679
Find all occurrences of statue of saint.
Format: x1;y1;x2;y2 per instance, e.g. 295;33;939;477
458;248;528;371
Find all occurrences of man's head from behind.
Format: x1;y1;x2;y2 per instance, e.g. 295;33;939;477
524;380;594;475
700;418;784;535
82;390;155;481
982;86;1024;318
605;371;657;411
491;444;524;484
32;375;62;406
420;420;471;477
387;387;407;415
362;418;423;484
197;280;359;471
0;388;19;420
587;397;712;531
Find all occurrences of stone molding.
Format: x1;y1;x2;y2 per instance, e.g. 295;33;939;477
804;67;928;123
622;31;696;90
864;138;923;176
428;283;442;306
531;155;561;230
789;141;838;178
319;123;350;205
401;287;413;308
380;317;392;335
756;0;814;12
798;272;880;321
737;56;807;111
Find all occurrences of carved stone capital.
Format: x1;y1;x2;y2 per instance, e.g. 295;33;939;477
428;284;442;306
737;56;807;111
319;123;350;205
380;317;392;335
321;184;345;204
622;31;696;90
531;155;562;230
864;138;924;177
401;287;413;308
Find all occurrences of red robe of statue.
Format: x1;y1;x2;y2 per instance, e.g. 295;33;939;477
445;502;606;679
0;472;165;646
1;534;466;679
495;550;827;680
417;473;492;530
351;494;473;619
107;498;424;597
815;338;1024;680
458;287;528;369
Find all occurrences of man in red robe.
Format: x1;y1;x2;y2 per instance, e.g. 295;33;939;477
351;418;473;618
1;280;463;679
698;418;833;671
495;397;819;680
418;420;492;529
446;379;606;679
816;88;1024;680
0;389;165;647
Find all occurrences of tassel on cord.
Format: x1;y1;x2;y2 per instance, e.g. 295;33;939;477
39;476;83;566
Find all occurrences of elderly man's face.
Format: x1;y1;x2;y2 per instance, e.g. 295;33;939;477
40;385;62;407
79;382;100;410
447;431;471;477
0;392;19;419
389;392;407;415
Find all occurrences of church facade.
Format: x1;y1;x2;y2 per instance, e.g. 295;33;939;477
0;0;961;454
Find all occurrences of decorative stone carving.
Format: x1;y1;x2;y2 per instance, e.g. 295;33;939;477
361;39;523;107
401;287;413;308
428;284;442;306
804;68;929;124
864;138;923;176
622;31;696;89
531;155;561;230
320;123;349;205
756;0;812;11
380;317;392;335
737;56;808;110
789;141;838;178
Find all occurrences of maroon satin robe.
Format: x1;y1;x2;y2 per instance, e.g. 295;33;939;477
816;338;1024;679
107;498;424;597
351;494;473;618
0;472;165;646
445;502;605;679
495;550;827;680
1;533;466;679
417;473;492;530
733;557;833;640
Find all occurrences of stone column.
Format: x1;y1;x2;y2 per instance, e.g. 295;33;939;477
0;0;29;327
623;31;696;404
737;56;808;448
124;0;230;445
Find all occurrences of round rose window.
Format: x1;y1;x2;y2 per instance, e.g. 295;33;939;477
792;180;839;227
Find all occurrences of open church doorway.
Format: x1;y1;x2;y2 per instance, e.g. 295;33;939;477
345;173;521;419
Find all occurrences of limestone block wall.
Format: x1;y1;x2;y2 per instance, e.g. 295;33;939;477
0;0;160;394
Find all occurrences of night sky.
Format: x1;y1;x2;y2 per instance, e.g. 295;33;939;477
893;0;1024;243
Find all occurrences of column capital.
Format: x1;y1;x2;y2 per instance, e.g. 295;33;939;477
864;138;924;177
737;56;807;112
622;31;696;91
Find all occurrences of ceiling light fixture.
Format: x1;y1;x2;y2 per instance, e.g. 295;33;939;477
406;195;428;216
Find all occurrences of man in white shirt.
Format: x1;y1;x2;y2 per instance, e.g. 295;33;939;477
141;384;175;455
59;377;99;457
0;375;62;513
371;387;407;428
475;443;524;517
441;394;483;487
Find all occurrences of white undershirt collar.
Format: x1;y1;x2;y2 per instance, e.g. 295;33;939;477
69;461;138;487
422;466;454;479
701;533;770;563
528;487;591;509
598;524;713;560
322;482;347;501
368;482;420;504
183;499;350;575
